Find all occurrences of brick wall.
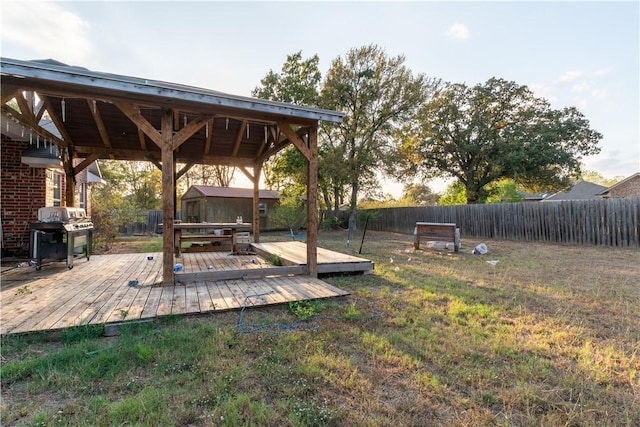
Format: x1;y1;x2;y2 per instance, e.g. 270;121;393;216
608;175;640;198
1;136;98;255
1;135;49;254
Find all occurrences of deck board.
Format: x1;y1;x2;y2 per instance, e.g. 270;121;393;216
1;242;356;335
251;241;374;274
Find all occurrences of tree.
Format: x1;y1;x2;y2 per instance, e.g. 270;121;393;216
252;51;321;105
253;51;324;200
180;164;235;189
399;78;602;204
438;181;467;206
100;160;161;210
580;170;624;187
402;183;439;206
319;44;435;229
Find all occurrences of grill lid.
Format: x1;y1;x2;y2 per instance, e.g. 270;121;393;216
37;207;88;222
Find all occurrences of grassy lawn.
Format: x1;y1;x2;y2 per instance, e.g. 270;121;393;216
2;230;639;426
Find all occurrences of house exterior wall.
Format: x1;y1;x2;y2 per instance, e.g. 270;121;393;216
1;135;48;254
1;136;96;255
605;176;640;198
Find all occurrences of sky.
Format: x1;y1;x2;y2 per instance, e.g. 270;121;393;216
1;1;638;196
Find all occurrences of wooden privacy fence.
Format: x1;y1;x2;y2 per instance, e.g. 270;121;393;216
354;198;640;248
120;210;182;235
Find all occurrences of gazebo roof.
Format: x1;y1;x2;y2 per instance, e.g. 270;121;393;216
1;57;343;166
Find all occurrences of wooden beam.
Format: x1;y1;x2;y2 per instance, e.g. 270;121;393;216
114;101;163;147
231;120;247;157
15;92;35;122
1;84;20;105
204;118;214;155
161;109;175;286
73;154;100;174
238;166;254;181
2;104;67;147
259;139;289;163
252;164;262;243
306;126;318;277
72;145;259;166
145;154;162;171
40;97;72;146
63;145;76;207
87;99;112;148
137;128;147;150
278;121;311;160
172;114;209;149
176;160;196;180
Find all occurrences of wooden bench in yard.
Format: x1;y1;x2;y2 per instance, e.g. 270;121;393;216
414;222;460;252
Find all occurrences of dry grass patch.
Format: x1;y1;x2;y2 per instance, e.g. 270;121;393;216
2;230;639;426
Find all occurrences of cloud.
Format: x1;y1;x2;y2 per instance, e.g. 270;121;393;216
446;23;470;40
559;71;583;82
1;1;92;64
528;83;558;103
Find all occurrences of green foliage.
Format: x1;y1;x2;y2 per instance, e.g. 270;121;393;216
399;77;602;203
401;182;439;206
252;51;322;105
438;181;467;205
439;179;525;205
180;163;235;188
288;300;326;320
485;179;524;204
91;160;160;249
580;169;625;187
321;215;344;230
320;44;437;227
268;197;307;231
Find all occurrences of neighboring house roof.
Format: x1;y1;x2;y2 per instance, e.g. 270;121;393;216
543;181;608;201
86;161;105;184
597;172;640;196
516;190;549;201
188;185;280;200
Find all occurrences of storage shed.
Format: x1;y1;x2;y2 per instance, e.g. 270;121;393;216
181;185;280;230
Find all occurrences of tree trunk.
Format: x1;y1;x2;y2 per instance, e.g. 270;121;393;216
349;180;358;231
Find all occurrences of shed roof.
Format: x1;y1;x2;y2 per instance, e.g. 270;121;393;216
188;185;280;199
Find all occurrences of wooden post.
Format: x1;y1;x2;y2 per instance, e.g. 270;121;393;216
161;109;174;286
252;164;261;243
63;147;75;207
306;127;318;277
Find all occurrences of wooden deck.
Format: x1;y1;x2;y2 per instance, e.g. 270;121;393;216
251;241;375;274
0;244;357;336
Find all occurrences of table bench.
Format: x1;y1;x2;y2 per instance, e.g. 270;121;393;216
166;222;253;256
414;222;460;252
179;234;233;253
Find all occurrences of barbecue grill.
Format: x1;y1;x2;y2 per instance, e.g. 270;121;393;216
30;207;93;270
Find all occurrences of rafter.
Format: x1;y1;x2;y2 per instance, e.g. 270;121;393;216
231;120;247;157
137;128;147;150
1;84;21;105
176;160;196;180
1;103;66;147
41;96;72;146
173;114;209;149
278;121;311;160
114;101;163;147
204;118;214;155
73;153;100;174
87;99;112;148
